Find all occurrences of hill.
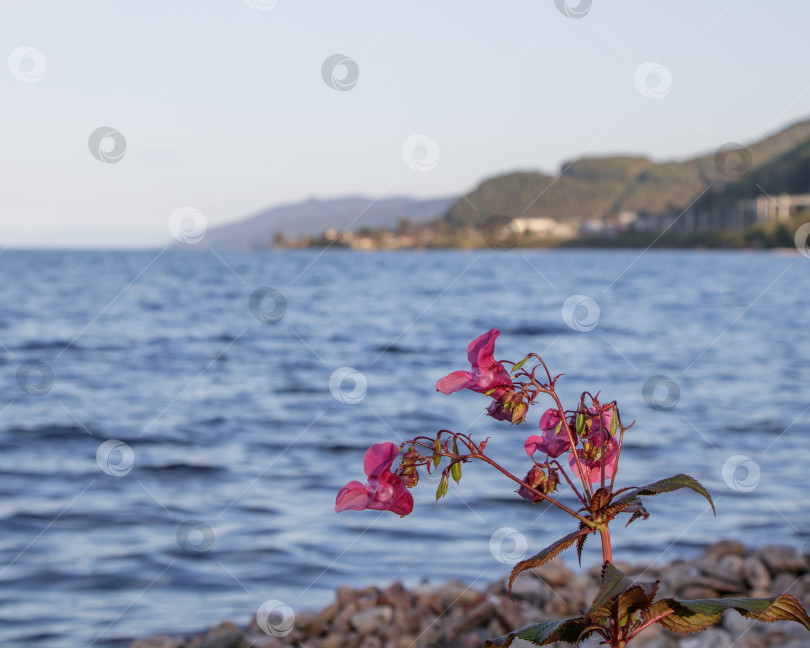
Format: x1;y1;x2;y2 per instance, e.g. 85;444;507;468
442;118;810;228
197;195;454;250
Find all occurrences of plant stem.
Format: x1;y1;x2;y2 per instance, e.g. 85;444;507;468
600;524;613;564
526;379;593;500
474;453;596;528
626;610;674;642
550;460;587;506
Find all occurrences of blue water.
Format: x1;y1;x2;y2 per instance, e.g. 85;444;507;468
1;249;809;647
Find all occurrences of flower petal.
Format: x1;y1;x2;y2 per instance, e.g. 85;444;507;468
539;408;561;433
385;481;414;515
467;328;500;368
363;442;399;480
436;370;474;394
568;440;619;484
335;481;372;512
524;434;545;456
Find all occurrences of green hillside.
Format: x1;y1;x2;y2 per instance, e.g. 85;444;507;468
442;117;810;227
696;137;810;210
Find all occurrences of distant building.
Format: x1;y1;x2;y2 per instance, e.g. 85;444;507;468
511;217;577;238
636;193;810;234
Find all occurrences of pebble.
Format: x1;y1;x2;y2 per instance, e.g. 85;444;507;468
759;545;807;574
532;556;572;587
742;555;771;591
130;543;810;648
680;627;733;648
349;606;393;635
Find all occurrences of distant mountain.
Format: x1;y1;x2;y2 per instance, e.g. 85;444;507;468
442;118;810;227
197;195;455;250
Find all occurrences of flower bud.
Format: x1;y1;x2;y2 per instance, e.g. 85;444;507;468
510;400;528;424
398;448;421;488
544;468;559;495
486;390;526;424
518;465;548;503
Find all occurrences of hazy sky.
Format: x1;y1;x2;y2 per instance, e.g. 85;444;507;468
3;1;810;247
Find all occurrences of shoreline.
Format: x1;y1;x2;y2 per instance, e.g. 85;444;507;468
132;541;810;648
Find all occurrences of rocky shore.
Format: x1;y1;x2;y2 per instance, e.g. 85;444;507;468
132;542;810;648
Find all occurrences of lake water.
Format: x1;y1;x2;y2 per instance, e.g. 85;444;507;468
1;248;809;647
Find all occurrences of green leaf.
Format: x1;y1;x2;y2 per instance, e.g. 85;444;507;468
432;436;441;467
575;409;586;437
511;355;530;374
450;439;462;483
575;531;589;566
610;408;618;435
614;474;715;515
624;502;650;527
585;562;635;620
435;474;448;500
483;617;595;647
508;529;590;593
650;594;810;635
614;581;659;622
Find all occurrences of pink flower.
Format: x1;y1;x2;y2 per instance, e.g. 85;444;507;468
335;442;414;516
436;329;512;398
524;409;570;459
568;437;619;484
590;406;613;437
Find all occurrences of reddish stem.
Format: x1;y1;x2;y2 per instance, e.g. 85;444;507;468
599;524;613;564
549;460;587;506
473;452;596;528
522;374;593;500
626;610;675;641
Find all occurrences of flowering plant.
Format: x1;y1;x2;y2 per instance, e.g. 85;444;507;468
336;329;810;646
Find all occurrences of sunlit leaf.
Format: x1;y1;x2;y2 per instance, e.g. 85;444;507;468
614;474;715;515
614;581;659;621
508;529;590;593
585;562;635;620
511;355;530;374
650;594;810;635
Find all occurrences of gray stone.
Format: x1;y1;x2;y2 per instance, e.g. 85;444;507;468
330;601;359;633
336;586;357;606
660;562;700;592
294;611;327;638
532;557;572;588
238;635;282;648
320;633;359;648
131;637;186;648
721;608;756;636
198;632;242;648
495;595;524;630
379;582;410;610
704;540;746;559
678;585;719;600
631;621;663;646
442;598;495;636
680;627;733;648
771;570;803;597
759;545;807;574
509;574;550;607
742;555;771;591
357;636;383;648
349;605;394;635
435;580;485;607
